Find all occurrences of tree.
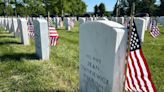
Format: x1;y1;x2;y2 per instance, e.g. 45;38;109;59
0;0;87;16
159;0;164;15
94;5;98;16
98;3;105;16
5;5;14;16
124;0;158;16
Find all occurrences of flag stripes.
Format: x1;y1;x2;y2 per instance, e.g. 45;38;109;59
49;26;59;46
125;49;156;92
125;19;156;92
28;25;35;38
150;26;160;38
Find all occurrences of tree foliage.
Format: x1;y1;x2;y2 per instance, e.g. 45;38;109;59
0;0;86;17
113;0;161;16
93;3;106;16
94;5;98;16
159;0;164;15
99;3;106;16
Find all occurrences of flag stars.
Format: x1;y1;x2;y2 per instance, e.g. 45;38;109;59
137;45;139;48
128;20;141;51
132;32;134;34
132;44;134;46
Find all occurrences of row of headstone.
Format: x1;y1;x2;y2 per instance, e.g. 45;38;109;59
78;16;149;42
78;17;109;25
109;17;152;42
0;17;50;60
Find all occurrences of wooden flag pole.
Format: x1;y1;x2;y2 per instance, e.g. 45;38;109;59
116;0;119;22
123;2;135;92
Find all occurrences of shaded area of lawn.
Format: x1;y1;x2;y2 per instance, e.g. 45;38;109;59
0;26;79;92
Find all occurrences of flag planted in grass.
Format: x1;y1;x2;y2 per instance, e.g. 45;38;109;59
49;26;59;46
125;19;156;92
48;18;59;46
27;18;35;39
28;25;35;38
150;19;160;38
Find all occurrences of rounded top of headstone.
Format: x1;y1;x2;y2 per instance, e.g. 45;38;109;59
83;20;125;28
80;20;126;33
134;17;145;21
36;18;47;22
17;18;27;22
97;17;109;21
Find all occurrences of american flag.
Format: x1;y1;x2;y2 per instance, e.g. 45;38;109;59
27;18;35;38
28;25;35;38
49;26;59;46
150;19;160;38
125;19;156;92
48;18;59;46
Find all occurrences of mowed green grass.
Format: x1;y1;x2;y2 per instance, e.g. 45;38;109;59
0;23;163;92
142;26;164;92
0;23;79;92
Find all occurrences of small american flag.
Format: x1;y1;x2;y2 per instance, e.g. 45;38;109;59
28;25;35;38
49;26;59;46
125;19;156;92
48;18;59;46
27;18;35;39
150;20;160;38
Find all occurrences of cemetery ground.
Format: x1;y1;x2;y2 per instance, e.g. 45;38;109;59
0;23;163;92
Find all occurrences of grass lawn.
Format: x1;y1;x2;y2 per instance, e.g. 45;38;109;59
0;23;164;92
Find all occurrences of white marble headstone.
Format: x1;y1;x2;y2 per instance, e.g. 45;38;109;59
65;17;71;31
117;17;124;24
143;17;150;30
134;18;146;42
33;19;50;60
79;20;127;92
12;18;18;37
18;18;30;45
87;17;93;22
79;18;86;25
97;17;109;21
8;18;12;33
55;17;60;29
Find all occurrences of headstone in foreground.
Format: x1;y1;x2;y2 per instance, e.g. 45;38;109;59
79;21;127;92
18;18;30;45
33;19;50;60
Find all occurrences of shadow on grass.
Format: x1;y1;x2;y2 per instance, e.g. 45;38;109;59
0;35;15;38
160;31;164;35
0;53;38;62
0;41;21;45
